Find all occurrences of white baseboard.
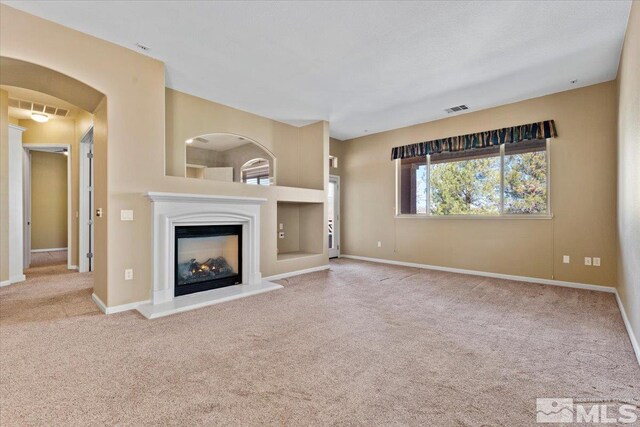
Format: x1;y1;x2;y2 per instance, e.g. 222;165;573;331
341;255;616;293
615;291;640;367
31;247;67;253
263;264;330;281
68;265;79;270
0;280;10;287
10;274;26;284
92;293;151;315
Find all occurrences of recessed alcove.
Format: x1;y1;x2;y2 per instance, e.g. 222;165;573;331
277;201;324;261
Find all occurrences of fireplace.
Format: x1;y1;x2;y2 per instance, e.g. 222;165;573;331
174;225;242;296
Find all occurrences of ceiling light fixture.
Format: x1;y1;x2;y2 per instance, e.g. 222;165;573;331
185;139;193;144
31;112;49;123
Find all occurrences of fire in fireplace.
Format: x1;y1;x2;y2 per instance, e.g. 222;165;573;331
174;225;242;296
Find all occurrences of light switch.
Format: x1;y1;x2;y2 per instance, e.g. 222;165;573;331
563;255;570;264
377;241;382;247
593;257;601;267
279;223;284;230
584;257;592;266
121;210;134;221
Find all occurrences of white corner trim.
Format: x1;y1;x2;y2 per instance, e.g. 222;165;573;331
614;291;640;367
264;264;330;281
0;280;11;287
10;274;26;284
92;293;151;315
341;255;616;293
31;247;68;253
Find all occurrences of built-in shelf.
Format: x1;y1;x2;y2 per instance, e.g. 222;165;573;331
277;251;321;261
277;201;324;260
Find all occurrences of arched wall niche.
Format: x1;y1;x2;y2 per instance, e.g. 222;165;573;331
184;132;276;185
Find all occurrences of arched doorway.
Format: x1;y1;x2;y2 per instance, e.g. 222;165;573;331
1;57;106;298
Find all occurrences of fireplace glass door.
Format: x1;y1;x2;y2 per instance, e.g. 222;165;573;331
174;225;242;296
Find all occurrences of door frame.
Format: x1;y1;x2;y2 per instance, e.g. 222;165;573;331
23;143;73;269
78;126;94;272
329;174;341;258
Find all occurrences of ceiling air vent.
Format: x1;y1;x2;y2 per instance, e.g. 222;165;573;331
445;104;469;114
9;97;70;118
19;100;33;110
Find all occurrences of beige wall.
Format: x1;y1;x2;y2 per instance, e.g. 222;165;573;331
342;82;618;287
166;89;330;279
1;5;328;306
0;89;8;282
617;2;640;346
29;151;67;249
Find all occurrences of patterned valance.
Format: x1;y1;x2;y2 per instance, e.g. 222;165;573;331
390;120;557;160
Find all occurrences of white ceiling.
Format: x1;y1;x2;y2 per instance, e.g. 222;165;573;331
189;133;250;152
3;1;631;140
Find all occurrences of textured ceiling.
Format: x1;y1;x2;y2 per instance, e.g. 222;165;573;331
3;1;632;140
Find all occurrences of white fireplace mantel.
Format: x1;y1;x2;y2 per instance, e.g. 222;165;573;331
137;192;282;319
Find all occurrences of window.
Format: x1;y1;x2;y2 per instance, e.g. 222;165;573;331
241;158;271;185
398;139;549;216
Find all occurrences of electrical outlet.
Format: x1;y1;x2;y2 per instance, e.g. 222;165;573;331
563;255;570;264
584;257;592;266
278;232;285;239
120;209;134;221
124;268;134;280
377;241;382;248
593;257;601;267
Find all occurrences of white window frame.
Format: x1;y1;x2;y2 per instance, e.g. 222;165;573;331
395;139;552;219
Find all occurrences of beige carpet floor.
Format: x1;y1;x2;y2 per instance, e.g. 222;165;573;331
28;250;68;268
1;258;638;426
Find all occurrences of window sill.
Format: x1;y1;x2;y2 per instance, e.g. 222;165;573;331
394;214;554;220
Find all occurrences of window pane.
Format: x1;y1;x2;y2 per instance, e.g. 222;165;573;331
503;140;547;214
399;157;427;214
429;147;500;215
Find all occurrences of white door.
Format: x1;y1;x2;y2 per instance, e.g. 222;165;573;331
79;128;94;272
328;175;340;258
23;147;31;269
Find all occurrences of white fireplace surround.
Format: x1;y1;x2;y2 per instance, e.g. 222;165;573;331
138;192;282;318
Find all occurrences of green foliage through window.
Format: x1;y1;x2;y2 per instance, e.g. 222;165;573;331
399;139;548;216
